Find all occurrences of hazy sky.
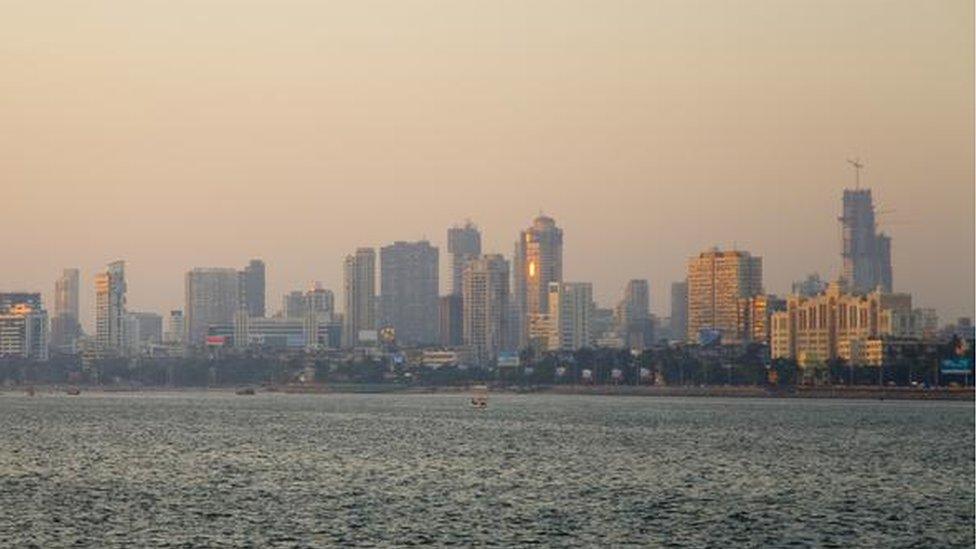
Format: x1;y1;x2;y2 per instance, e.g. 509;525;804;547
2;0;973;330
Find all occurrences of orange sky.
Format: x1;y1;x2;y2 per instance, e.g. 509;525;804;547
1;0;973;328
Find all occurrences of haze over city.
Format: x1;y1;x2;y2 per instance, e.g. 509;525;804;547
2;1;972;329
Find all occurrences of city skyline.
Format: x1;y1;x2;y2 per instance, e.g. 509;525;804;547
1;1;972;327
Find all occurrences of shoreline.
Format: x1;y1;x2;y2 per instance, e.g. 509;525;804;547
4;383;973;401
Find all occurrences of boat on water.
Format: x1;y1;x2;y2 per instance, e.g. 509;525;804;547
26;386;36;397
235;387;256;396
66;386;81;396
470;385;489;409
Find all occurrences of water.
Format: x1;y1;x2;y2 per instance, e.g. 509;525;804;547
0;392;972;547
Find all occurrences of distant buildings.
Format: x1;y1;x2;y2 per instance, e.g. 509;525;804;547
841;189;893;293
241;259;266;318
0;294;48;361
615;279;652;350
51;268;81;353
124;311;163;353
771;281;917;366
792;273;828;298
439;294;463;347
514;215;563;347
342;248;376;348
379;241;439;346
687;249;763;344
546;282;594;351
165;310;184;345
447;222;481;296
670;281;688;342
736;294;786;344
95;261;127;355
184;267;240;346
462;254;509;363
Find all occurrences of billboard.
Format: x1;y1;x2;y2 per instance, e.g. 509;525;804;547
941;358;972;375
497;351;520;368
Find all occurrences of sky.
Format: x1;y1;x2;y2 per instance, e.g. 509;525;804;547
1;0;973;331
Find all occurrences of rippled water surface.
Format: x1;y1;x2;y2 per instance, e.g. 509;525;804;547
0;392;972;547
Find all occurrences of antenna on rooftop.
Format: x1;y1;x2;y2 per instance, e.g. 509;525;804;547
846;158;865;189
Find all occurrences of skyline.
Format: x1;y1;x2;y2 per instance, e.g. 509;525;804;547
1;1;973;327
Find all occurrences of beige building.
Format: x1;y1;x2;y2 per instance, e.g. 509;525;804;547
342;248;376;348
736;294;786;344
462;254;509;364
770;281;915;367
687;248;763;343
95;260;127;355
547;282;594;351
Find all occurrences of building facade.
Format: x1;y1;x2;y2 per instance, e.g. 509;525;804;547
462;254;509;363
51;268;81;353
841;189;893;293
687;249;762;344
547;282;594;351
770;281;913;367
241;259;266;318
184;267;240;346
669;281;688;342
342;248;376;348
447;221;481;296
95;261;127;355
513;215;563;348
379;241;439;346
0;297;48;361
615;279;652;350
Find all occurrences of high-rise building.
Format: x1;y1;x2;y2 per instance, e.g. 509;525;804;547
165;310;185;345
0;298;48;361
127;312;163;347
736;294;786;344
462;255;509;363
439;294;463;347
50;268;81;353
342;248;376;348
184;267;240;346
379;241;439;346
95;261;127;355
447;221;482;296
670;281;688;342
304;283;335;319
547;282;594;351
687;249;762;344
840;189;893;293
513;215;563;348
241;259;266;318
615;279;652;350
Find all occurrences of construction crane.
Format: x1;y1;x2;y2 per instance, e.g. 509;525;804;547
846;158;865;189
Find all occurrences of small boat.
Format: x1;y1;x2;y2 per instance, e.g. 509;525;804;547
66;386;81;396
235;387;256;396
470;385;488;409
26;386;36;397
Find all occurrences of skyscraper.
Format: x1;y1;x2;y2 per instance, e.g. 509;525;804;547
184;267;240;346
379;241;439;345
513;215;563;348
342;248;376;348
95;261;126;355
547;282;594;351
462;254;509;363
687;249;762;344
615;279;652;349
165;310;185;345
51;268;80;353
241;259;266;318
447;221;481;296
840;189;893;293
670;280;688;342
